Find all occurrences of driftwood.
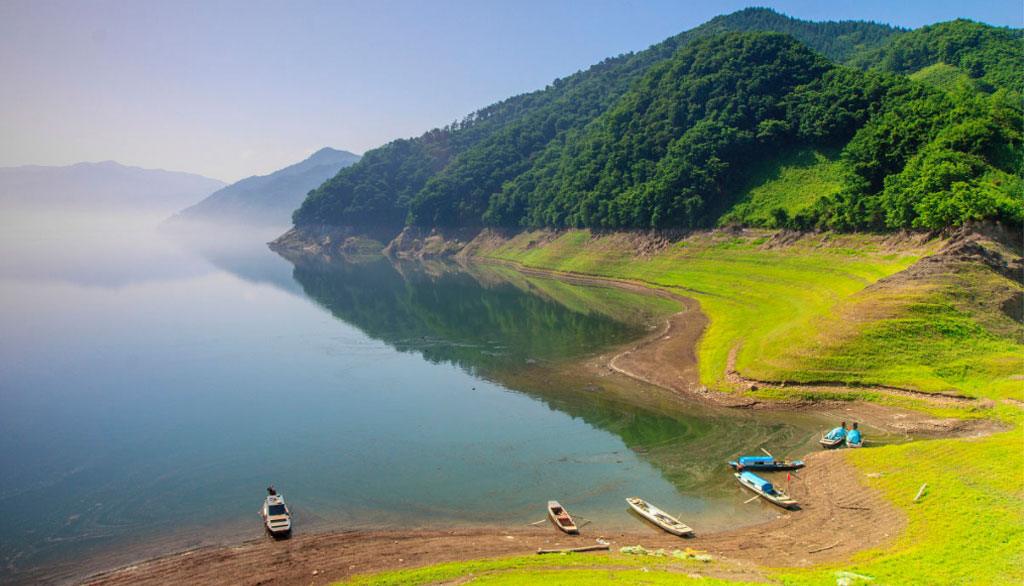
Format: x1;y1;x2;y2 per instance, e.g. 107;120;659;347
537;544;610;554
913;483;928;502
808;540;840;554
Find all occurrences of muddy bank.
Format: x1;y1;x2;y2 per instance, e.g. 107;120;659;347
80;450;899;586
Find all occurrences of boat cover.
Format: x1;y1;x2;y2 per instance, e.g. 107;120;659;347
825;426;847;440
741;471;773;493
738;456;774;465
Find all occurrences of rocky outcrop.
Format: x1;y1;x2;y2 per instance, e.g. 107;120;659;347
268;224;402;259
382;226;482;259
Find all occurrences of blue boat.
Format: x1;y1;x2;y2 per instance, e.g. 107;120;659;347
727;456;804;471
735;471;798;509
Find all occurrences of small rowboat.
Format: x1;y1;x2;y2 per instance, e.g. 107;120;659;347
625;497;694;537
547;500;579;534
728;456;804;471
261;492;292;535
819;434;845;449
735;471;797;509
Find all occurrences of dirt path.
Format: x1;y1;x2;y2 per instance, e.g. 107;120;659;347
81;451;897;586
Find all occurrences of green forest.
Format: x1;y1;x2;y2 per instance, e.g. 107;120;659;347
294;8;1022;234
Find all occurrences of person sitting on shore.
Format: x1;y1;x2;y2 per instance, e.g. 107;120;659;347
846;423;862;446
825;421;847;441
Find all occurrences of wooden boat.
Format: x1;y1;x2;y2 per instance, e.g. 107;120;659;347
819;432;845;449
734;471;798;509
261;492;292;535
547;500;579;534
625;497;694;537
728;456;804;471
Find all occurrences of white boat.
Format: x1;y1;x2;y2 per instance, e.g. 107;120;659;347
261;491;292;535
625;497;693;536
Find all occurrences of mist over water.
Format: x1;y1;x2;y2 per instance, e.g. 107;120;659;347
0;209;833;584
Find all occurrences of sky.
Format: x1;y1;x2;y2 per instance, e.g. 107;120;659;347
1;0;1021;183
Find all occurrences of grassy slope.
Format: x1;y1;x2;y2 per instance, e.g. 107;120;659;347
471;230;939;395
338;554;731;586
908;62;972;91
761;257;1023;400
777;416;1023;586
718;148;844;227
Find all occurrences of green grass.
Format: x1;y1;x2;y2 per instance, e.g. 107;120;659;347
472;230;934;393
470;262;683;327
452;568;748;585
335;553;704;586
718;148;844;227
757;259;1024;401
774;424;1024;586
909;62;972;91
470;229;1024;403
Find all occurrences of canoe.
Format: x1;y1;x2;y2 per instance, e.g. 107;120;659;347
728;456;804;471
261;493;292;535
734;471;798;509
547;500;579;534
625;497;694;537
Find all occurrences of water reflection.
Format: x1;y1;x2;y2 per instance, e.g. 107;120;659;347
285;254;675;374
273;251;830;506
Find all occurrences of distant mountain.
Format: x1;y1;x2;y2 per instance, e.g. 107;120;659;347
0;161;226;213
171;148;360;228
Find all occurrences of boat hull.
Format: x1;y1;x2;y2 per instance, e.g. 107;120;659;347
728;460;804;471
547;501;579;535
625;497;693;537
819;437;845;449
734;473;798;509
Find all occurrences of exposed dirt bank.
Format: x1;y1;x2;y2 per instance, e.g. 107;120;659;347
81;451;898;586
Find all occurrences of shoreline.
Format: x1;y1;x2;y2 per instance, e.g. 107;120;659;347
80;450;900;586
474;255;1001;437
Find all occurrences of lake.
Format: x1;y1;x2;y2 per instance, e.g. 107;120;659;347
0;212;836;583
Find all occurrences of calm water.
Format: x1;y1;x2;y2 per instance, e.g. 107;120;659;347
0;212;837;583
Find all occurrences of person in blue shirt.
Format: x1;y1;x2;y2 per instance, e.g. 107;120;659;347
846;422;862;446
825;421;847;441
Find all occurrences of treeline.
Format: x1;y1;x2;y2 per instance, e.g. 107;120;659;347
852;19;1024;95
294;10;1022;234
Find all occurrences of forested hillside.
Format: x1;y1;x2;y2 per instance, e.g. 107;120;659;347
293;9;1022;235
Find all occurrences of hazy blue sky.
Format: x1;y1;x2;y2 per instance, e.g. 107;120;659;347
1;0;1020;182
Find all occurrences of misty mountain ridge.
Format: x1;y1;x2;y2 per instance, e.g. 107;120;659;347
170;147;361;228
0;161;226;213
